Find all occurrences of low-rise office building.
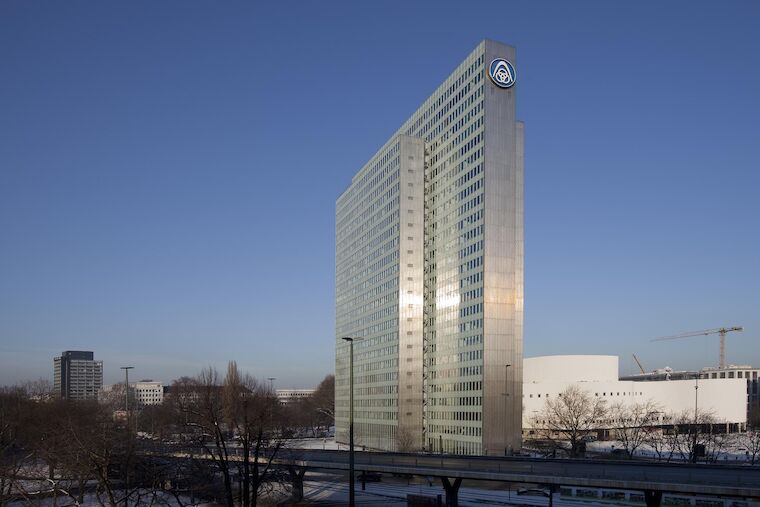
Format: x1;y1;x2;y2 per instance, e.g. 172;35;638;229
100;379;164;408
523;356;747;432
132;380;163;407
622;364;760;424
276;389;315;406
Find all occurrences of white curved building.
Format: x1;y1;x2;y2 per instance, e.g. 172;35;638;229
523;355;747;430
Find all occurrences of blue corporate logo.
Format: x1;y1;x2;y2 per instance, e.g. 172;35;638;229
488;58;516;88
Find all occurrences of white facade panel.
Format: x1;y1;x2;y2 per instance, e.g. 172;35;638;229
523;356;747;429
524;355;618;383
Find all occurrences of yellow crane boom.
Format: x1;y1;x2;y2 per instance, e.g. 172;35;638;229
632;354;646;374
651;326;743;369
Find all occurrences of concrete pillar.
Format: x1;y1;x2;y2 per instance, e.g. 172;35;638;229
441;477;462;507
644;490;662;507
548;485;559;507
286;465;307;502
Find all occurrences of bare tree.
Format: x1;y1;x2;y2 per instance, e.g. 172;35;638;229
529;386;607;457
172;367;236;507
0;387;28;506
396;427;417;452
170;363;287;507
670;409;718;462
98;382;135;413
311;374;335;433
609;400;663;458
644;426;668;462
19;378;54;401
738;428;760;465
278;374;334;439
223;361;284;507
58;400;133;507
643;413;681;462
0;385;163;507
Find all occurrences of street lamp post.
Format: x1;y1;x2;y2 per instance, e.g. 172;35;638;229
503;364;511;456
692;374;700;463
341;337;357;507
120;366;134;507
120;366;134;415
267;377;276;431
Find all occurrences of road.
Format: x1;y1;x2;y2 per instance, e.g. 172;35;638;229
300;474;660;507
287;449;760;498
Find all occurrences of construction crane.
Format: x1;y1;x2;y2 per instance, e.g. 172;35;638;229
632;354;646;374
651;326;743;369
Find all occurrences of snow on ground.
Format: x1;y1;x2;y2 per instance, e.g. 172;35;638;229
7;490;198;507
586;439;757;462
284;437;341;450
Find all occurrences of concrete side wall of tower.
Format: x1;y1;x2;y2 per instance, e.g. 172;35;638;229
397;135;425;451
482;39;523;455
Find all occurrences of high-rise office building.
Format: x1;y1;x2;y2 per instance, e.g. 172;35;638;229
53;350;103;400
335;40;523;455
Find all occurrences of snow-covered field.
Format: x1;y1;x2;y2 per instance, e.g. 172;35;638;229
283;437;342;450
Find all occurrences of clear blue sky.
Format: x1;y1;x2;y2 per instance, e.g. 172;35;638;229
1;1;758;387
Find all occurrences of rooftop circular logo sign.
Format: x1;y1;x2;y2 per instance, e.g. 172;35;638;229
488;58;516;88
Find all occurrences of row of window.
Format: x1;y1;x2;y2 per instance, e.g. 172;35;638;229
705;370;759;379
430;364;482;379
428;380;483;393
459;302;483;318
336;143;399;218
526;391;644;399
427;93;483;165
403;53;483;138
338;185;399;250
429;395;482;407
428;410;482;422
427;437;481;455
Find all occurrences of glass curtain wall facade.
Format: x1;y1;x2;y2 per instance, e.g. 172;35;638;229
336;40;523;455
